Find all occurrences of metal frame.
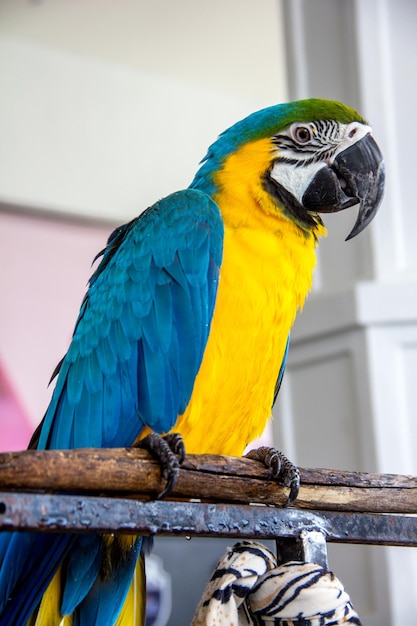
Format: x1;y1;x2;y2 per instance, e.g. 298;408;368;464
1;491;417;569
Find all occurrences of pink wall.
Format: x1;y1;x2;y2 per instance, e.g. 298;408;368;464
0;209;114;451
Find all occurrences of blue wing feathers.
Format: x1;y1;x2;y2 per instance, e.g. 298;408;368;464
86;350;106;394
48;390;75;448
73;539;142;626
61;535;103;615
0;188;224;624
96;335;118;377
37;188;223;451
0;533;34;612
165;257;191;291
109;319;132;363
153;281;173;353
0;534;75;625
67;357;87;405
141;297;162;354
178;229;211;285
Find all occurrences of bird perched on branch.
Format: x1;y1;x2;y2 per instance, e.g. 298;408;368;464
0;99;384;625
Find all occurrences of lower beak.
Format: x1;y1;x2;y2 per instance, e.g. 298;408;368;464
302;133;385;240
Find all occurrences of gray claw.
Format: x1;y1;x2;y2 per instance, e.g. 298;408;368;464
134;432;185;499
245;446;300;506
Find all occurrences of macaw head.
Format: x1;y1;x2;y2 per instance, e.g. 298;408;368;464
191;99;385;240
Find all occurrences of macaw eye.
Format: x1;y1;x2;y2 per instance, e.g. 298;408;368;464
292;124;312;144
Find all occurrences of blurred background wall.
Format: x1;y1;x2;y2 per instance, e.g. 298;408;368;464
0;1;416;624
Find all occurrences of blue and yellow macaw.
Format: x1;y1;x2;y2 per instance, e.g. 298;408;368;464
0;99;384;625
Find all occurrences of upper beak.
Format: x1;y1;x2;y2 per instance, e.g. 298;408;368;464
302;133;385;240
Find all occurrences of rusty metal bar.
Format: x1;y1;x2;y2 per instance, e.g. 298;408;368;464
1;491;417;547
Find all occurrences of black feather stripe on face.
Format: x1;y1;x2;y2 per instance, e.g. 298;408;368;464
262;171;323;236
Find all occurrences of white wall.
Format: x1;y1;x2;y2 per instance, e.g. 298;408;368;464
0;0;287;220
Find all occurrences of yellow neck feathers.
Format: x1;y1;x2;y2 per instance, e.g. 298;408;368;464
175;139;326;456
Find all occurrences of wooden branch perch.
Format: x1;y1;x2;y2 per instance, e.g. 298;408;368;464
0;448;416;514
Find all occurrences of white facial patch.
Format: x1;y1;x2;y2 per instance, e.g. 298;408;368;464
269;121;372;205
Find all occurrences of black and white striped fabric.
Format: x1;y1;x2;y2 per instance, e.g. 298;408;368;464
191;540;361;626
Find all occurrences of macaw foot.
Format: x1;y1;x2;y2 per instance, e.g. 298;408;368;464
134;432;185;499
245;446;300;507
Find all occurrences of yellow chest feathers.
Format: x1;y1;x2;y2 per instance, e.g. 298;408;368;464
175;139;326;456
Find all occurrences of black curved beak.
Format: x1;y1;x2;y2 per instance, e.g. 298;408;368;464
302;133;385;240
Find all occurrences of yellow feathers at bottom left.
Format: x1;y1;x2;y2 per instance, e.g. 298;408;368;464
26;554;146;626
